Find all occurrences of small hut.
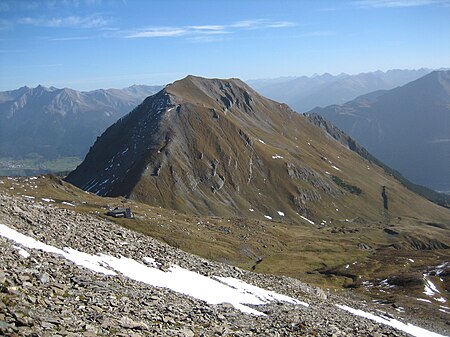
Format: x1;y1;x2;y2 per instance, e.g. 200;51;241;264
106;207;133;219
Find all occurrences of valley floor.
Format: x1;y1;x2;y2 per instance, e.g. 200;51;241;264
0;157;82;177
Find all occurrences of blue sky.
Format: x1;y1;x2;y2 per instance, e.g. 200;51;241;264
0;0;449;91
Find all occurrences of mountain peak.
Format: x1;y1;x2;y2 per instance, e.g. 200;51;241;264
35;84;47;91
168;75;249;93
164;75;257;114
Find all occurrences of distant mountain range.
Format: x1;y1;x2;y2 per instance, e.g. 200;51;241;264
66;75;449;222
308;70;450;193
0;84;162;169
247;69;432;112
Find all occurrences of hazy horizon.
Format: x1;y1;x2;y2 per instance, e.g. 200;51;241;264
0;67;441;92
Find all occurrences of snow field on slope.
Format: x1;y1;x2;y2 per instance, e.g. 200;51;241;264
0;223;306;316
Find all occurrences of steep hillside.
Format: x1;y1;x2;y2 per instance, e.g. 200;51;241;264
66;76;450;228
309;70;450;193
0;84;162;174
247;69;431;112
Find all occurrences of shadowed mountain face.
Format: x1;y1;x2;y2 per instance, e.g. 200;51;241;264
0;84;162;160
309;70;450;193
66;75;450;225
247;69;431;112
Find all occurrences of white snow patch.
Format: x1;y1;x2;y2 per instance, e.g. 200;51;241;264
0;224;115;275
258;139;265;144
217;277;309;308
331;165;341;171
13;245;30;258
272;154;283;159
249;208;254;212
264;215;272;220
277;211;285;217
345;264;350;269
380;279;394;289
408;259;415;263
143;257;159;268
0;224;305;316
61;202;75;207
22;195;35;200
423;275;441;297
336;304;447;337
299;215;315;225
435;262;448;276
325;171;330;175
99;178;109;186
121;148;129;154
41;198;55;203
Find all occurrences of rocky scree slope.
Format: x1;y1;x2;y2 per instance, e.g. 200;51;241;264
66;76;450;225
2;191;447;336
308;70;450;193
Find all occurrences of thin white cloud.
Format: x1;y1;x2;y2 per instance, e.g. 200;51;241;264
0;0;104;11
188;25;226;31
265;21;297;28
126;28;187;38
354;0;450;8
230;19;296;29
125;19;296;39
231;19;264;28
18;15;109;28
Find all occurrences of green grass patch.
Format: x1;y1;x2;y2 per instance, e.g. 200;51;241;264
332;175;362;195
